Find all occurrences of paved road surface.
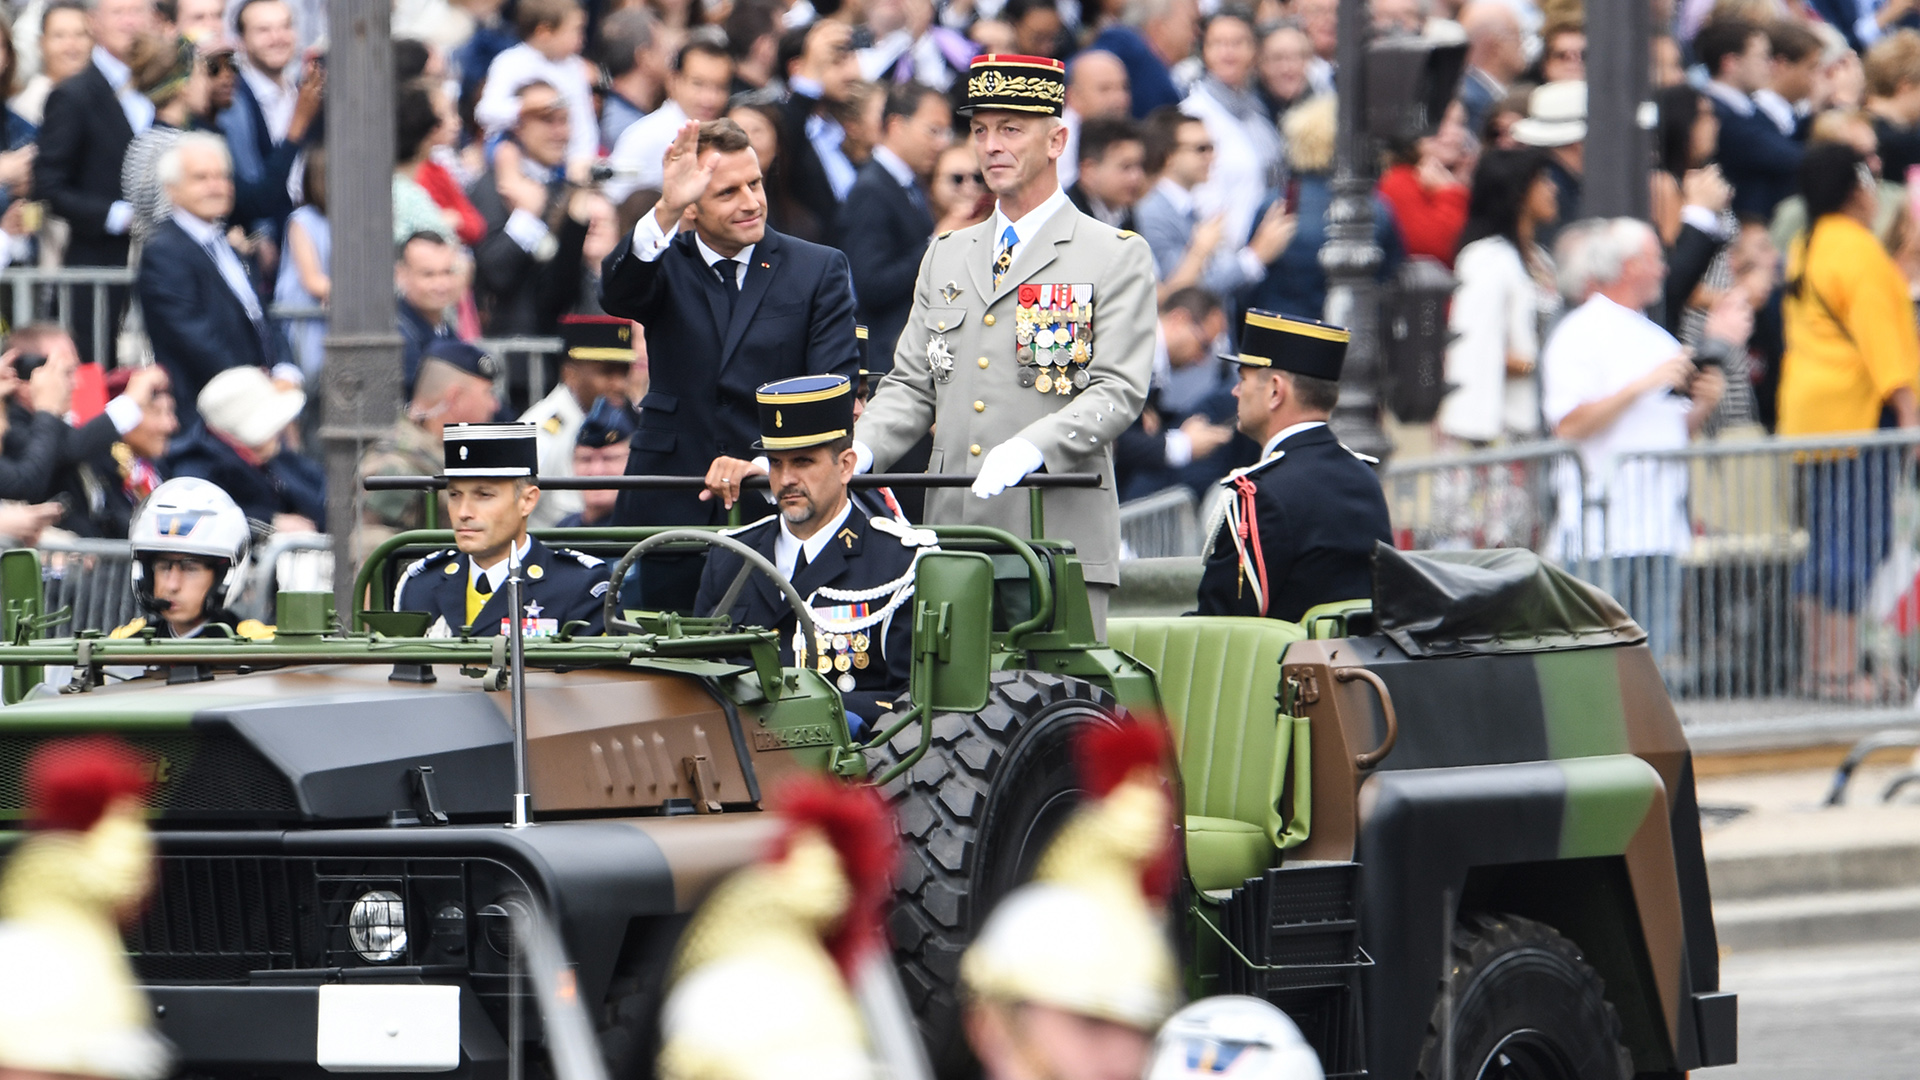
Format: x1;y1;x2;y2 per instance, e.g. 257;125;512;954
1713;940;1920;1078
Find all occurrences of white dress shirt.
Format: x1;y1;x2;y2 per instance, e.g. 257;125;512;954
773;498;854;580
93;47;149;235
604;98;688;205
238;57;297;143
1262;420;1326;459
626;211;756;288
989;186;1074;269
871;145;918;191
470;535;535;593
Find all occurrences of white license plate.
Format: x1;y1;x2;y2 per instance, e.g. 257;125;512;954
316;984;461;1073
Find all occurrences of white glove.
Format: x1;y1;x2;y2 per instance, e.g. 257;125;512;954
853;440;875;474
971;437;1045;499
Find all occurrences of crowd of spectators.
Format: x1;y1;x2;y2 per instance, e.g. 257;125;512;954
0;0;1911;683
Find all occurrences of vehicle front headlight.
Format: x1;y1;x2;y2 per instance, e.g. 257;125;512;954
348;889;408;963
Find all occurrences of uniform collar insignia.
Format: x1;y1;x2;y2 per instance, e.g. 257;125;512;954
838;526;859;548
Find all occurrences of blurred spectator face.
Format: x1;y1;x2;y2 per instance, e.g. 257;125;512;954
1297;0;1338;60
729;104;779;169
41;7;92;82
930;144;986;216
124;388;178;460
842;84;886;163
563;359;629;411
1371;0;1423;36
1611;232;1667;308
888;92;954;177
1258;27;1312;103
1202;14;1256;88
1725;31;1771;94
90;0;155;62
1526;168;1558;224
202;47;237;111
1144;0;1199;66
397;236;461;317
441;370;501;425
1689;95;1719;168
175;0;223;39
817;39;860;103
1771;47;1819;103
581;193;619;265
1079;137;1147;208
1014;5;1062;55
236;0;296;76
691;148;768;251
1650;35;1684;88
1065;51;1130;119
972;111;1068;200
1541;29;1586;84
529;7;586;60
1163;117;1212;187
572;438;628;520
1162;304;1224;366
152;555;216;627
969;18;1017;54
166;141;234;222
673;48;732;122
1423;99;1471;170
515;84;572;168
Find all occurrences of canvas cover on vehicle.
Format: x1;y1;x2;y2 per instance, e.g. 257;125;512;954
1371;543;1645;658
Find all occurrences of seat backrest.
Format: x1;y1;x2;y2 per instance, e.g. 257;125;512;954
1106;616;1306;827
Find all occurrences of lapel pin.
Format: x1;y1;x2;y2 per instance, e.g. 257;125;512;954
941;281;963;303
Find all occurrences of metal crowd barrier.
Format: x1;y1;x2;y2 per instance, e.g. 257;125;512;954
1119;486;1203;559
1;266;140;366
1390;430;1920;742
478;335;564;406
37;536;139;635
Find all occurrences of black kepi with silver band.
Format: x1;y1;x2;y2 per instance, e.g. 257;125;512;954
444;422;540;477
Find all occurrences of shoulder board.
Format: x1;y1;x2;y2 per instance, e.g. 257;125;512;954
1117;229;1138;240
1218;451;1285;486
109;617;146;639
556;548;605;568
719;518;771;538
1339;442;1380;465
869;515;938;547
938;230;953;239
402;550;458;580
542;416;563;435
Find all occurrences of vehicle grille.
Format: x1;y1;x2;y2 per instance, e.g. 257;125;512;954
0;730;300;822
128;857;302;981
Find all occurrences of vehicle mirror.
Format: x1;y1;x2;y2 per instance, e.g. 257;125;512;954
1;547;43;703
911;552;994;714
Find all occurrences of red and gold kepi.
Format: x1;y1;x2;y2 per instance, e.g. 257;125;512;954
559;314;637;363
961;53;1067;116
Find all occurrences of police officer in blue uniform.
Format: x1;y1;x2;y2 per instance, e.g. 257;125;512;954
394;422;612;636
694;374;930;730
1195;311;1393;623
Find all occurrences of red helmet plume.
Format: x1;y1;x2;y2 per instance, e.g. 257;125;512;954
768;776;900;976
24;736;152;832
1076;715;1179;902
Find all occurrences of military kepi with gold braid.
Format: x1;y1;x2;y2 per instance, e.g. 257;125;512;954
559;313;638;363
961;53;1066;116
1230;308;1350;381
754;375;854;451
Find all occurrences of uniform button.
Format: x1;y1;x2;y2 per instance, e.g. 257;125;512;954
973;400;985;412
937;320;946;331
977;357;989;369
970;444;982;456
983;313;996;326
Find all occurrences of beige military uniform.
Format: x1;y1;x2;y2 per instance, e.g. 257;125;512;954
520;384;587;528
353;418;448;562
855;203;1157;588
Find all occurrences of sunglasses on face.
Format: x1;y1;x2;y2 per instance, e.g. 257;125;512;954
946;172;984;186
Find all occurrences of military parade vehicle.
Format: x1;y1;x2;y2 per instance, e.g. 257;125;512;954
0;476;1736;1080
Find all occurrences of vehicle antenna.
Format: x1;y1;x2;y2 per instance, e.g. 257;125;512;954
507;541;532;828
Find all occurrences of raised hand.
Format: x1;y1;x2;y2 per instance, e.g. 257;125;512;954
655;120;718;229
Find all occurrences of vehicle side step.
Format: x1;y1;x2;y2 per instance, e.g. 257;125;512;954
1219;860;1370;1079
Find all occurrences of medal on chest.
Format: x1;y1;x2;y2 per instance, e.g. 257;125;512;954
794;602;874;694
1015;284;1093;396
500;599;560;638
927;333;955;383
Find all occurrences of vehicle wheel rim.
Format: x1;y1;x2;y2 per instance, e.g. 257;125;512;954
1473;1029;1580;1080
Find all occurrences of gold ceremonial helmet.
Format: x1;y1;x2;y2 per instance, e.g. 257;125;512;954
0;738;171;1080
657;778;899;1080
960;718;1181;1030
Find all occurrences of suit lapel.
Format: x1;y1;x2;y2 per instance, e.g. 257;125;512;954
965;223;996;307
738;521;787;625
91;66;133;142
722;230;782;369
794;511;865;598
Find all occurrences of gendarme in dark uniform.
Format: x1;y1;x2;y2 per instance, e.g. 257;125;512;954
394;423;611;636
693;375;930;730
1195;312;1393;623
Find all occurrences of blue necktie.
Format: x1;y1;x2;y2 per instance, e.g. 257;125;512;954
993;225;1017;288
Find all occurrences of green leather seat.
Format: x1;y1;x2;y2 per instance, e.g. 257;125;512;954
1106;617;1311;892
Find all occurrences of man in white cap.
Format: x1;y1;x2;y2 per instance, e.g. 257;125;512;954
1509;80;1585;248
164;365;326;534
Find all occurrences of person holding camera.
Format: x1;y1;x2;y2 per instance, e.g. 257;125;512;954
1542;217;1731;679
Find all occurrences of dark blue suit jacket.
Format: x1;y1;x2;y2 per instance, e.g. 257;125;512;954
32;63;131;267
836;158;934;372
1195;425;1392;623
217;74;312;244
692;499;916;726
1086;26;1182;118
1714;100;1803;221
394;537;610;636
137;219;272;432
598;225;860;527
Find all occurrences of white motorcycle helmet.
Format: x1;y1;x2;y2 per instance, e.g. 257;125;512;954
1147;996;1325;1080
128;478;253;616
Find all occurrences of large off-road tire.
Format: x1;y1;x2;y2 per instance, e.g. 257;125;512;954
1415;912;1635;1080
868;671;1120;1079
